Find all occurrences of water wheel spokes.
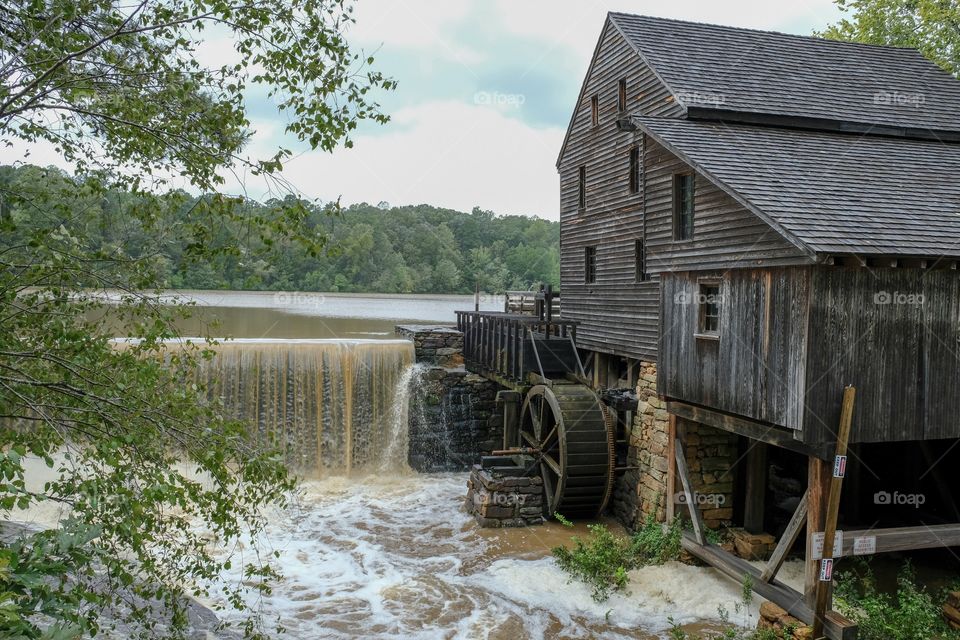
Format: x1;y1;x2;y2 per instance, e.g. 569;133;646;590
519;384;614;520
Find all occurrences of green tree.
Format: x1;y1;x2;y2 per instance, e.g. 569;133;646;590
0;0;391;637
820;0;960;76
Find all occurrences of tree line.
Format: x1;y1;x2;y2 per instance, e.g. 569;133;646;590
0;163;559;295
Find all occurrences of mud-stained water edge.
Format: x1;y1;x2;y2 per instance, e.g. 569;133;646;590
207;473;764;639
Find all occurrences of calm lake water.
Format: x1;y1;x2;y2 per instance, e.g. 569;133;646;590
136;290;502;339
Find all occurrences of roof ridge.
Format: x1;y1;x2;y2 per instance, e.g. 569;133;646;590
606;12;922;54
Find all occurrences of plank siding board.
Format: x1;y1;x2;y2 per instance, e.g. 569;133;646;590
803;268;960;444
558;21;681;362
643;137;810;273
659;268;810;430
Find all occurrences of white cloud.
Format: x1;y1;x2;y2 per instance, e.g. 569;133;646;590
493;0;842;62
348;0;486;67
269;100;562;219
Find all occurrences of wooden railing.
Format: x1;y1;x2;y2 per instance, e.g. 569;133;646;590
455;310;580;383
503;285;561;318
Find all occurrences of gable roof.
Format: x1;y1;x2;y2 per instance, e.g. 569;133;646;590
609;13;960;137
635;117;960;259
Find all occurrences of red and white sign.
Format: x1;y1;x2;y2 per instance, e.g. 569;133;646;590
820;558;834;582
833;455;847;478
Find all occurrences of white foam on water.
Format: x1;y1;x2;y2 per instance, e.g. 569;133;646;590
205;473;765;639
475;557;760;636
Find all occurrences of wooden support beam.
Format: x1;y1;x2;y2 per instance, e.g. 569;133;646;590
744;441;768;534
681;534;857;640
761;490;808;583
805;456;831;604
666;414;677;522
675;433;706;545
833;523;960;557
667;401;831;459
813;386;856;640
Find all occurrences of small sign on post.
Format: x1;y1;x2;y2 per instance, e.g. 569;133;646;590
812;530;844;560
819;558;834;582
833;455;847;478
853;535;877;556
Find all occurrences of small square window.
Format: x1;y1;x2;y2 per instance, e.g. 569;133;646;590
578;166;586;210
590;94;599;127
618;78;627;112
584;246;596;283
698;283;721;337
629;147;640;194
673;173;695;240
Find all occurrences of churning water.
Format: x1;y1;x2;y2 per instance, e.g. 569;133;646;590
188;338;763;638
208;474;763;639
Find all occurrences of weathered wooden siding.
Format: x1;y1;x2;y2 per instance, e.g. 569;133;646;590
558;19;682;361
658;268;810;430
803;268;960;443
643;137;811;273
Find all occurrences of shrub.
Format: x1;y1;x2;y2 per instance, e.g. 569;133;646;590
834;563;960;640
551;510;685;602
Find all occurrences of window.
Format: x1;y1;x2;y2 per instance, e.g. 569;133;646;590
584;246;596;283
578;166;586;210
618;78;627;112
673;173;695;240
635;239;648;282
629;146;640;194
590;94;599;127
698;282;721;337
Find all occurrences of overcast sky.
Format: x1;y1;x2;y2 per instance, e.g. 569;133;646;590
10;0;845;220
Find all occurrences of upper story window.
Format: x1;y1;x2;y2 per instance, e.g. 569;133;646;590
697;281;721;338
673;173;695;240
635;239;648;282
629;146;640;194
618;78;627;112
578;166;586;210
584;246;596;283
590;94;599;127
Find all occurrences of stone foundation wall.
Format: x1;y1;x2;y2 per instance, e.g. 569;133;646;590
407;368;502;471
397;325;502;472
396;324;463;368
612;360;738;531
465;463;544;527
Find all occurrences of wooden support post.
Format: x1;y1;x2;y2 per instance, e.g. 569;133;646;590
805;456;831;604
666;414;678;522
744;441;768;534
497;390;521;450
813;386;856;640
675;426;706;545
761;490;808;583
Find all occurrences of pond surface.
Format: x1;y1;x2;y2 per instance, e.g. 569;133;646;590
146;290;501;339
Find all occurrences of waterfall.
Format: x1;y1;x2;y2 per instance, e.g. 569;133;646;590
189;339;415;476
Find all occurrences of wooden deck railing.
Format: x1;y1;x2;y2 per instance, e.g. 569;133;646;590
455;311;580;383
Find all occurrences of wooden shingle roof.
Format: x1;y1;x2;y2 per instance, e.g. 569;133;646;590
635;117;960;259
610;13;960;137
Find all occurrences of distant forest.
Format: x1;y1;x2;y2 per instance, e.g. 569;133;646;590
0;164;559;294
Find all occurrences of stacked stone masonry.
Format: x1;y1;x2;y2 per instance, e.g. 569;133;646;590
396;324;464;368
465;464;544;528
397;325;502;472
613;360;738;531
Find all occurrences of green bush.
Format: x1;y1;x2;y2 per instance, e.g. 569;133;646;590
551;510;684;602
834;563;960;640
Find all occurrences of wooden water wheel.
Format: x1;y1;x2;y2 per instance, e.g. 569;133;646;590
519;383;615;519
